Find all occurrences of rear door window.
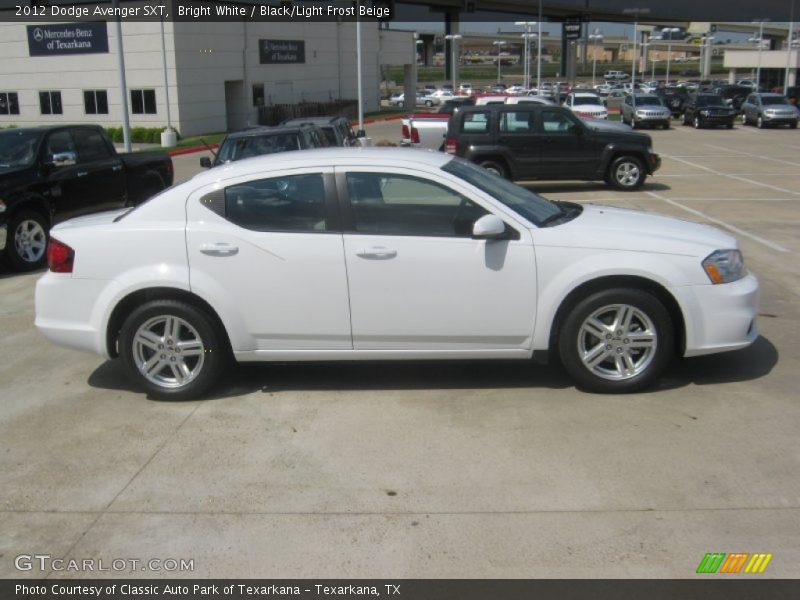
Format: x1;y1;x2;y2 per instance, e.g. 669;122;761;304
499;111;534;133
461;112;490;133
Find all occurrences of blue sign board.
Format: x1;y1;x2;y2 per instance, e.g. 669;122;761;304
27;22;109;57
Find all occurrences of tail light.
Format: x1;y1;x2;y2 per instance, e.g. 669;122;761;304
401;123;410;139
445;137;457;155
47;237;74;273
410;127;420;144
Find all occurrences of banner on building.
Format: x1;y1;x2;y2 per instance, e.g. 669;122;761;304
259;39;305;64
27;22;109;56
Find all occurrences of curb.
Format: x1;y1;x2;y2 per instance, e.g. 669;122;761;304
362;114;405;125
168;143;218;157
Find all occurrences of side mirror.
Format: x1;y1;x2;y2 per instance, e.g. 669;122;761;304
199;156;212;168
48;151;77;168
472;214;507;240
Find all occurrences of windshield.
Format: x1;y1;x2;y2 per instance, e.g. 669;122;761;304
572;96;601;105
762;96;789;106
216;133;301;163
636;95;664;106
442;158;562;226
695;95;726;107
0;130;41;168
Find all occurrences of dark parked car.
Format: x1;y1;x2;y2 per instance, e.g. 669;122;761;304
741;93;800;128
682;94;737;129
679;69;701;77
281;116;358;147
0;125;173;271
201;124;328;168
445;104;660;190
712;85;752;111
437;97;475;114
659;85;691;117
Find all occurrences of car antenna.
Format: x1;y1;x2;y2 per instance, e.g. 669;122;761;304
199;139;218;159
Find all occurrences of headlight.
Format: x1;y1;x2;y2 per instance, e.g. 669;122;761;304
700;110;710;116
702;250;745;284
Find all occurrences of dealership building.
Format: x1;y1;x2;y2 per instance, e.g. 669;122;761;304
0;17;414;136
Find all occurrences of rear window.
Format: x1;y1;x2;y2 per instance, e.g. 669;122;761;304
217;133;301;163
461;112;490;133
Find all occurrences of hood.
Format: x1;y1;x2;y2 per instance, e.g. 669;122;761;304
537;204;736;257
584;119;649;139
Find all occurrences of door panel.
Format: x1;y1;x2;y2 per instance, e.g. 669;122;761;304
338;168;537;351
186;169;352;351
534;110;600;178
71;127;126;209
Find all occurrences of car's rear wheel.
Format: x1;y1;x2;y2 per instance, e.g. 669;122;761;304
479;159;508;179
558;288;674;393
608;155;645;191
4;210;49;272
119;300;228;400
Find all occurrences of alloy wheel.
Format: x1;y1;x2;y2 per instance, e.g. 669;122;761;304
577;304;658;381
14;219;47;264
132;315;206;389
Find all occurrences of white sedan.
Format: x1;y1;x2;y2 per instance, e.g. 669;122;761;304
36;149;759;399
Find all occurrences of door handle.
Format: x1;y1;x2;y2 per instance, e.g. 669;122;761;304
112;165;123;172
77;171;88;177
356;246;397;259
200;242;239;257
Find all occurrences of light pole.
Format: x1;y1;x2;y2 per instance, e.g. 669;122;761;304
749;20;769;91
493;40;506;84
520;33;538;90
444;34;462;92
589;30;603;88
785;0;797;95
651;59;660;80
659;27;681;84
623;8;651;95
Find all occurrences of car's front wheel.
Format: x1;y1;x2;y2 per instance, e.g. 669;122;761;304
558;288;674;393
119;300;229;400
607;155;645;191
757;115;765;128
693;116;703;129
4;210;49;272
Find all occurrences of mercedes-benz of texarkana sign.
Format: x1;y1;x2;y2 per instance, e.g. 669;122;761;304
35;148;759;399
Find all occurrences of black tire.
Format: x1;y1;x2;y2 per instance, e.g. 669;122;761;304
726;122;734;129
790;121;798;129
479;159;508;179
682;112;689;126
425;100;433;107
662;121;670;130
557;288;674;393
119;300;230;400
742;112;750;126
607;155;646;191
757;115;765;129
693;115;702;129
3;210;49;272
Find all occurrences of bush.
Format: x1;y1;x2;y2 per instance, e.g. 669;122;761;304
103;126;179;144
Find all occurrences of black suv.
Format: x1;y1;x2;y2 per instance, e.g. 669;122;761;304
281;116;358;147
445;105;660;191
682;94;737;129
201;124;328;168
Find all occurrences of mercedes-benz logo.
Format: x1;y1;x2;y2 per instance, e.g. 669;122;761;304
33;28;44;42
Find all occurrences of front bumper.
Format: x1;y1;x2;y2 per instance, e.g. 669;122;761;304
762;113;799;124
698;113;735;125
673;273;760;357
647;151;662;174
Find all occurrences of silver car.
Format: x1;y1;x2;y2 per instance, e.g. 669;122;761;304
621;94;672;129
741;93;799;129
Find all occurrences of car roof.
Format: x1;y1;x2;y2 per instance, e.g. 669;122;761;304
282;116;346;127
189;147;452;186
224;124;320;140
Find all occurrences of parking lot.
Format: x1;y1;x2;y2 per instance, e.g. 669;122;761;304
1;121;799;579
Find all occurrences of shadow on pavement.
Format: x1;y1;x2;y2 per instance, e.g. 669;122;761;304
519;181;671;194
88;335;777;400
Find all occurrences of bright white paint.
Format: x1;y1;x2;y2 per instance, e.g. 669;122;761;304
35;148;759;368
